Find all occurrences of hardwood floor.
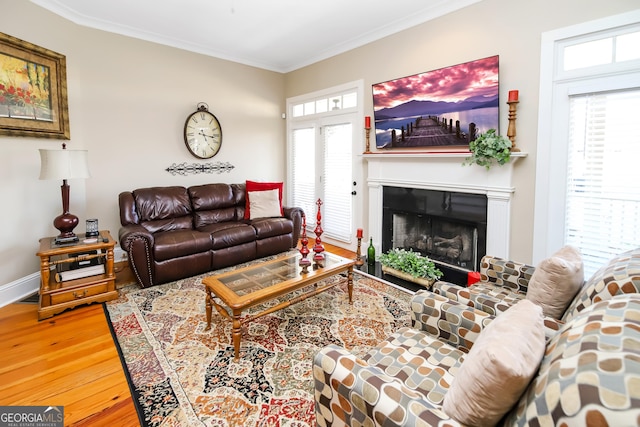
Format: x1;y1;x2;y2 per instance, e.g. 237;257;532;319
0;243;354;426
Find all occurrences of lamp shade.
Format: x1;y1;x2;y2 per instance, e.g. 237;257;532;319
39;149;90;180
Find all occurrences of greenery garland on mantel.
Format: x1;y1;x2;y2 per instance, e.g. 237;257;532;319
462;128;513;170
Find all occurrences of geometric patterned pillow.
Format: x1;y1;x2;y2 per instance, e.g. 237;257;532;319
504;294;640;426
562;247;640;323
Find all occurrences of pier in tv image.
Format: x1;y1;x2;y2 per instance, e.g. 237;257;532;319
372;55;499;149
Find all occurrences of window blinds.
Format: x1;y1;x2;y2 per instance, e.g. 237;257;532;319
291;127;316;227
565;88;640;277
322;123;353;241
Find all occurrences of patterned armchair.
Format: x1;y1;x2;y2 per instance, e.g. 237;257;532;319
432;247;640;336
432;255;535;316
313;291;640;426
314;293;491;426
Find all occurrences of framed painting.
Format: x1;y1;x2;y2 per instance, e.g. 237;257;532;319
372;55;499;150
0;32;70;139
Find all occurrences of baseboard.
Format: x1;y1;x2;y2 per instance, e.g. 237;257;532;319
0;245;127;308
0;273;40;308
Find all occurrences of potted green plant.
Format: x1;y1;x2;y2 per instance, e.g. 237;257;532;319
463;128;512;169
379;248;443;288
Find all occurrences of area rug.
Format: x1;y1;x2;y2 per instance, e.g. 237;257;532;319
104;256;413;427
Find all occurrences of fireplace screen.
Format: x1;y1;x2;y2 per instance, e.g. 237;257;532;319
392;213;478;270
382;187;487;272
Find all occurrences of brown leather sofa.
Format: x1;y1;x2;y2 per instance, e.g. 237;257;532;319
118;183;303;288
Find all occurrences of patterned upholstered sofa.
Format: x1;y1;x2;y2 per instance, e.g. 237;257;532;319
433;247;640;335
313;249;640;426
313;291;640;426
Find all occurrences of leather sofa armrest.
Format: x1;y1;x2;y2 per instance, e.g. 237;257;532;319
313;345;459;426
283;206;304;247
411;290;493;353
118;225;155;288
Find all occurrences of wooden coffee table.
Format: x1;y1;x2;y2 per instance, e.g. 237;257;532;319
203;252;355;360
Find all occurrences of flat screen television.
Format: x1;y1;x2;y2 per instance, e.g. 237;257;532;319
372;55;499;149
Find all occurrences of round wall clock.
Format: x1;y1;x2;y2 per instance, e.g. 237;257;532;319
183;103;222;159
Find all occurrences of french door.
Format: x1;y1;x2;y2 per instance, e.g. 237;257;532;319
287;82;363;251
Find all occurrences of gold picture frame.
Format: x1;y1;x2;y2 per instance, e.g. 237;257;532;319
0;32;70;139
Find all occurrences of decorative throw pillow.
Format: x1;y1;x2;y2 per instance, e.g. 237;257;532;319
526;245;584;319
442;299;545;427
248;189;282;219
244;180;283;219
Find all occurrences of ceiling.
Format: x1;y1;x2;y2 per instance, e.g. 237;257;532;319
31;0;481;73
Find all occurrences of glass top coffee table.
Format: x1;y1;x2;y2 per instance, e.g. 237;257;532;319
203;252;355;360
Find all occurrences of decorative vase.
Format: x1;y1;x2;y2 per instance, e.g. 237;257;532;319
381;265;435;289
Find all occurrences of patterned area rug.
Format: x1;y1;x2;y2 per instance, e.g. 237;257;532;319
104;255;413;427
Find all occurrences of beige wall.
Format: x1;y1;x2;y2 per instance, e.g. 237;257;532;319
285;0;639;264
1;0;638;296
0;0;285;289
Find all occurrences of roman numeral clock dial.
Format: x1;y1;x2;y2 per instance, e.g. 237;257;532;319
183;103;222;159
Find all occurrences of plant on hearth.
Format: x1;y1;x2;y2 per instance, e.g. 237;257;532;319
379;248;443;280
463;128;512;170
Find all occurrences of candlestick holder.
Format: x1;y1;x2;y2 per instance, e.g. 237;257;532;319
355;236;364;266
365;127;371;153
299;213;311;274
313;199;325;267
507;100;520;152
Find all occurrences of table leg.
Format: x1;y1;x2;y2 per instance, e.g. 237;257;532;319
232;310;242;361
205;290;212;330
347;266;353;304
40;257;51;292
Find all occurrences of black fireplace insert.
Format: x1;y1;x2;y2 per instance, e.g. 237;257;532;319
382;186;487;274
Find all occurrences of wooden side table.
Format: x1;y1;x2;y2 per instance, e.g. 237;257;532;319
36;230;118;320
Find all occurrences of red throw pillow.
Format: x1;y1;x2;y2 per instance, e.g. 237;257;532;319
244;180;284;219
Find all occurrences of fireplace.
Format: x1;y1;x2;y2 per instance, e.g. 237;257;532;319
364;151;524;286
382;187;487;272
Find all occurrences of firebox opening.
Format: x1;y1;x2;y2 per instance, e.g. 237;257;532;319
391;213;479;271
382;186;487;273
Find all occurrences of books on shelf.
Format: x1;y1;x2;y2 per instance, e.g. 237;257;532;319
54;250;105;282
55;264;105;282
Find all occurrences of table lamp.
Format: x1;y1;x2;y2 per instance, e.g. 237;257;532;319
39;143;90;244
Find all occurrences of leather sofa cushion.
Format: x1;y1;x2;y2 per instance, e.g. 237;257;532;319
252;217;293;239
153;229;213;262
190;183;245;228
194;208;236;229
190;183;235;210
133;186;193;233
200;222;257;250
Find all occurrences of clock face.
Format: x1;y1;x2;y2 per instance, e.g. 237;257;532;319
183;109;222;159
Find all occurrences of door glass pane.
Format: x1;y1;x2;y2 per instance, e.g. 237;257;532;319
315;99;328;113
292;128;316;227
342;92;357;109
323;123;352;241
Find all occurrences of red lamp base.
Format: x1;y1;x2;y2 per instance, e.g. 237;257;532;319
53;212;79;243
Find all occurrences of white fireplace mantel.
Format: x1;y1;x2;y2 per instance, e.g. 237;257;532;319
364;151;527;260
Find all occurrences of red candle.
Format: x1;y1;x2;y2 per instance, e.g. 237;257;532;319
365;116;371;128
508;90;519;102
356;228;363;238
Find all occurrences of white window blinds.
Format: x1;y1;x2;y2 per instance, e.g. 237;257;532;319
322;123;353;241
291;127;316;226
565;88;640;277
